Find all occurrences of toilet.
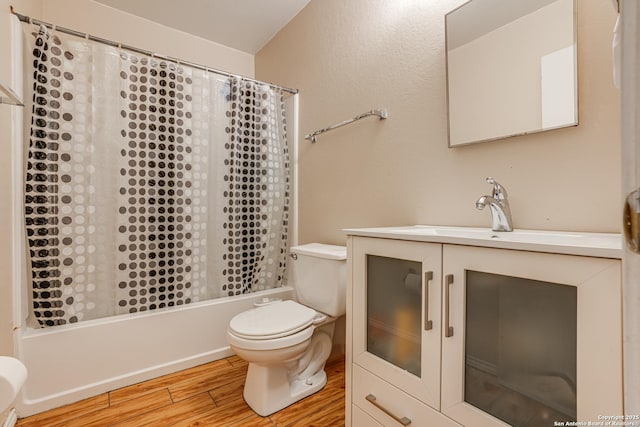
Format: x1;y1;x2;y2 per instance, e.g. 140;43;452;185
226;243;347;416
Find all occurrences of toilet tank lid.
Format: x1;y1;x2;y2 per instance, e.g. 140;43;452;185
290;243;346;260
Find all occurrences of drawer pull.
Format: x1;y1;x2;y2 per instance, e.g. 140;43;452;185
424;271;433;330
444;274;454;338
624;188;640;253
365;394;412;426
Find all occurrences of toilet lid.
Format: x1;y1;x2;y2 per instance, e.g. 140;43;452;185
228;300;317;340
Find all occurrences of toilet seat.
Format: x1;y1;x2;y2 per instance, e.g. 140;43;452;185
229;300;317;340
227;300;318;350
227;325;314;351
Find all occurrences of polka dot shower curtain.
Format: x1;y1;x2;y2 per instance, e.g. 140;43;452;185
23;25;290;327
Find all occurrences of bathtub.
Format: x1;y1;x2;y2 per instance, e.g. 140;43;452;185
14;286;294;417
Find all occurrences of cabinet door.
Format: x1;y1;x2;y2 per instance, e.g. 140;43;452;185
441;245;622;427
352;237;442;409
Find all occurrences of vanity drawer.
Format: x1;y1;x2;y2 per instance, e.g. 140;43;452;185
352;404;384;426
352;364;461;427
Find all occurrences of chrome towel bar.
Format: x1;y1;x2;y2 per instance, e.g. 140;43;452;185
305;109;388;143
0;79;23;106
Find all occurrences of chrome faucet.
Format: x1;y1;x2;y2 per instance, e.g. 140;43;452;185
476;177;513;232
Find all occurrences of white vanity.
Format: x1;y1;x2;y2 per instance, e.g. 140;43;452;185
344;226;623;427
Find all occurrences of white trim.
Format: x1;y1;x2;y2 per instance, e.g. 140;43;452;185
10;7;26;349
2;409;18;427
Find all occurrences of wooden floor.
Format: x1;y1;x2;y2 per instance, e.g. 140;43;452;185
16;356;345;427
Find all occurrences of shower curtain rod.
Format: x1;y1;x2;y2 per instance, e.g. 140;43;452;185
10;7;299;96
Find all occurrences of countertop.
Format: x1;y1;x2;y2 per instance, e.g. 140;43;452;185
343;225;623;259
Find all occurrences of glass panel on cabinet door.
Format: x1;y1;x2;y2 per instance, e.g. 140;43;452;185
464;270;577;426
366;255;422;377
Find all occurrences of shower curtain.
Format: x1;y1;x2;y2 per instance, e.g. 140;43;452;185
23;25;290;327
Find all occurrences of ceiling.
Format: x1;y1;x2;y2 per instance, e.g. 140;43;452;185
94;0;311;54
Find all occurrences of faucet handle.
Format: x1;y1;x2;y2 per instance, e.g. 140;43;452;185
485;177;508;200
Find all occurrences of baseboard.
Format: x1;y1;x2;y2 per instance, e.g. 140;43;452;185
17;346;235;417
2;409;17;427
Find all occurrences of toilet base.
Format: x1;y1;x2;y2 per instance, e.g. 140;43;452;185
243;362;328;416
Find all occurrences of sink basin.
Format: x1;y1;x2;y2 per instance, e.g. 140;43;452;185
343;225;622;258
404;226;582;242
388;225;617;245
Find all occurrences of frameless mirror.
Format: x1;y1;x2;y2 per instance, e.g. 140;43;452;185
446;0;577;147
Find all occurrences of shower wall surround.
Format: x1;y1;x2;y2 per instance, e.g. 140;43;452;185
24;25;290;327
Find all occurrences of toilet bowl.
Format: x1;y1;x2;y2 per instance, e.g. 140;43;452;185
226;242;347;417
226;300;334;416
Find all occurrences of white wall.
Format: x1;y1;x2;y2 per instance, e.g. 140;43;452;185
256;0;621;246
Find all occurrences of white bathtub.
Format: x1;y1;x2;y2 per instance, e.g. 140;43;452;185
15;286;294;417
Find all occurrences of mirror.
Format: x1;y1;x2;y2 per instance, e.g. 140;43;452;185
446;0;577;147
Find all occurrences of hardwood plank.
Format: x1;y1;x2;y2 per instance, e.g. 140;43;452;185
229;414;276;426
169;395;258;427
109;359;231;405
272;387;345;427
57;389;172;427
208;374;246;407
226;354;249;368
169;362;248;402
109;392;215;427
284;394;345;427
16;394;109;427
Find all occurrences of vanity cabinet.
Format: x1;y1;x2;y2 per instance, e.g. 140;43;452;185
346;232;623;427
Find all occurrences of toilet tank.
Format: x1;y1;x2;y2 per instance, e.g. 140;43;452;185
289;243;347;317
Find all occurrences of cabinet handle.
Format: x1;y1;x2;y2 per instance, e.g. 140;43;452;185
424;271;433;330
365;394;412;426
444;274;454;338
624;188;640;253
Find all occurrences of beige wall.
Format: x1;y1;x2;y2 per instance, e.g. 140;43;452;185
256;0;621;245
